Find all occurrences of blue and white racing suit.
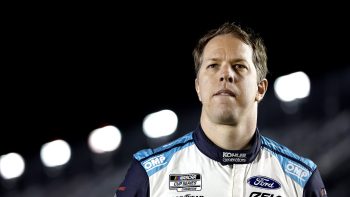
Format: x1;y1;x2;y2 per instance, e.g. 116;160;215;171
115;125;327;197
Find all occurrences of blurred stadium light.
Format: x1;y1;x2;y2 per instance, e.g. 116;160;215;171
88;125;122;154
0;153;25;180
142;109;178;138
274;71;310;102
40;140;71;168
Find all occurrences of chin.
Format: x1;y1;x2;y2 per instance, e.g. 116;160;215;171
213;111;237;124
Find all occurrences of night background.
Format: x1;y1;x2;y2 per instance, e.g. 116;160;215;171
1;3;349;196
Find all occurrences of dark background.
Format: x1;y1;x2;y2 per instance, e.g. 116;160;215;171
1;3;349;196
2;5;349;156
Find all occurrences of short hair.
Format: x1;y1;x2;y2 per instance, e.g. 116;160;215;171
192;22;268;82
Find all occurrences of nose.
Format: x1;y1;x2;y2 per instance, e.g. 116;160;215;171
219;64;233;83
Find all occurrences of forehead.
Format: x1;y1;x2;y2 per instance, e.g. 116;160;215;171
202;34;253;61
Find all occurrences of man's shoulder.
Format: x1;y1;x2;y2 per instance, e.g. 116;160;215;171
260;135;317;187
260;135;317;171
132;131;195;176
133;131;195;162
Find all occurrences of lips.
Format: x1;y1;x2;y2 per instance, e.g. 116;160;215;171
214;89;236;97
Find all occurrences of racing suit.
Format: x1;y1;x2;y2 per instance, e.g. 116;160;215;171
115;125;327;197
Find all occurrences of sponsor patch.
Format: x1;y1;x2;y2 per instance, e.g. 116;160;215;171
141;154;166;172
285;161;309;181
249;192;281;197
222;152;247;163
169;173;202;192
247;176;281;190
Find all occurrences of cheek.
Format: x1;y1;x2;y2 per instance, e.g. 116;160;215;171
198;78;213;100
244;81;258;98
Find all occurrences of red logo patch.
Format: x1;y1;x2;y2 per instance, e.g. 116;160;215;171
117;186;127;191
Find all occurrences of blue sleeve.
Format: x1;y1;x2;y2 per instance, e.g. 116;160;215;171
115;158;149;197
303;168;327;197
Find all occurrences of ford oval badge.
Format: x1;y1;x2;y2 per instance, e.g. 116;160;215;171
247;176;281;190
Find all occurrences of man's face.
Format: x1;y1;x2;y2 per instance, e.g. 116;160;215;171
195;34;266;125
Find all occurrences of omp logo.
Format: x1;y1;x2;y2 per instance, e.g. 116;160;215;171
285;161;309;181
142;154;166;171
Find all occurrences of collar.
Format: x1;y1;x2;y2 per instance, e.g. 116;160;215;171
193;124;261;165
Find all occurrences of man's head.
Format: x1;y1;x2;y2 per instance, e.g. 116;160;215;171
193;22;268;82
193;22;268;126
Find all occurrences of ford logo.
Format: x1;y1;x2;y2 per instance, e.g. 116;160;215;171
247;176;281;190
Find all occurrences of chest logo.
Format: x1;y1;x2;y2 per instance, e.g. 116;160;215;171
247;176;281;190
222;152;247;163
169;173;202;192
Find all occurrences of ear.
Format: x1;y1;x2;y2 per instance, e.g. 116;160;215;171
255;79;268;102
195;78;202;102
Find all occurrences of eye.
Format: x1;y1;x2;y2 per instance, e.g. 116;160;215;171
207;64;217;69
233;64;247;70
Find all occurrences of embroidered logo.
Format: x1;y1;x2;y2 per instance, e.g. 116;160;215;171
169;173;202;192
247;176;281;190
142;154;166;172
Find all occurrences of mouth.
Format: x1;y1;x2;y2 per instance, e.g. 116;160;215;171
213;89;236;97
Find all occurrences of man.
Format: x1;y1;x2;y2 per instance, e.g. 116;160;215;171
115;22;327;197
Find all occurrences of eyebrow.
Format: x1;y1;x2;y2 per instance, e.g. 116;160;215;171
205;58;248;63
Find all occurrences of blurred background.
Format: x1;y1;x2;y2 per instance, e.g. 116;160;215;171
1;3;349;197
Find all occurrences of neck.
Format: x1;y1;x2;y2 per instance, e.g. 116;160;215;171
200;115;256;150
